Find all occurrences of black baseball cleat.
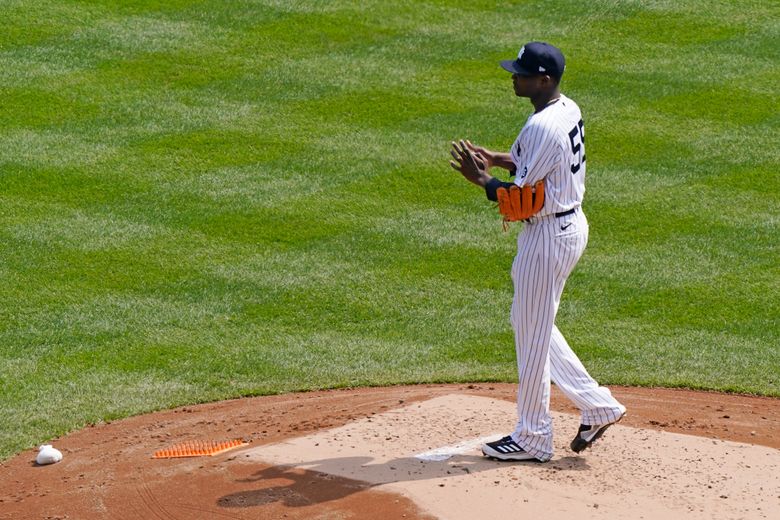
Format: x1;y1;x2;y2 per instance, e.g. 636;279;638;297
481;436;543;462
570;413;626;453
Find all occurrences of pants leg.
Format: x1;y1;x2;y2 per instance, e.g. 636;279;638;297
549;325;626;425
508;217;559;461
509;210;621;460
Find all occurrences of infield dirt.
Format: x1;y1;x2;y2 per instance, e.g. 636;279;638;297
1;384;778;519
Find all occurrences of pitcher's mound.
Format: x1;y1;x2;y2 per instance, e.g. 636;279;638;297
1;384;779;519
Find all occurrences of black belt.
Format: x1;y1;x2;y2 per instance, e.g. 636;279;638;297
555;208;576;218
523;207;577;224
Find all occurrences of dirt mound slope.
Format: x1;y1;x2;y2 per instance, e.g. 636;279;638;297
1;384;778;519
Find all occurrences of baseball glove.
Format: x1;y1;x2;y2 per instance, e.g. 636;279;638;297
496;181;545;223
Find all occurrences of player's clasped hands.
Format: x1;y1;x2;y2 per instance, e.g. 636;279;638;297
450;139;490;187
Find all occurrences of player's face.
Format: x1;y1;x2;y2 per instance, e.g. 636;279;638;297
512;73;540;98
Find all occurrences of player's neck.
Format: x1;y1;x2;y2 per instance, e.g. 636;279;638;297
531;89;561;113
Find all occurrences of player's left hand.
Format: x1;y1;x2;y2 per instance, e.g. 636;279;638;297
450;140;490;187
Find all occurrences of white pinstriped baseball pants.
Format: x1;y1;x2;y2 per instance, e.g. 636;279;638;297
509;209;625;461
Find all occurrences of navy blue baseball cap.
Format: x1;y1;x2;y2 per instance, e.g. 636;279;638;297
500;42;565;81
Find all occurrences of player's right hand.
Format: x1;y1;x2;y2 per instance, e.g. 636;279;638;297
450;140;490;188
465;140;494;168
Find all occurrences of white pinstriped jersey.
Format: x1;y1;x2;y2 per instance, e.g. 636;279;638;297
509;93;586;216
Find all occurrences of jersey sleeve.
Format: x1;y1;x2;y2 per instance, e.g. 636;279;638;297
511;121;563;186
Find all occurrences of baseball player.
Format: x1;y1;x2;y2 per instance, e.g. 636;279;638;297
449;42;626;462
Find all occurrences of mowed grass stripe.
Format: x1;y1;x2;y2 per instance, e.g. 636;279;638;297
0;0;778;460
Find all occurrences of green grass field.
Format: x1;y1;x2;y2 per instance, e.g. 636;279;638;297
0;0;778;461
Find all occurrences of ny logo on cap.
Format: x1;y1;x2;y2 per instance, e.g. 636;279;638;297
517;46;525;60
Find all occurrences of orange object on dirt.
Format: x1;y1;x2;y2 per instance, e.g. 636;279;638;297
152;439;247;459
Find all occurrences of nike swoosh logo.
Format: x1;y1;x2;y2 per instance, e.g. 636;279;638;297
561;223;573;231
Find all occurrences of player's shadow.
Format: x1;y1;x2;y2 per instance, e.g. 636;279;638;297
217;453;589;509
